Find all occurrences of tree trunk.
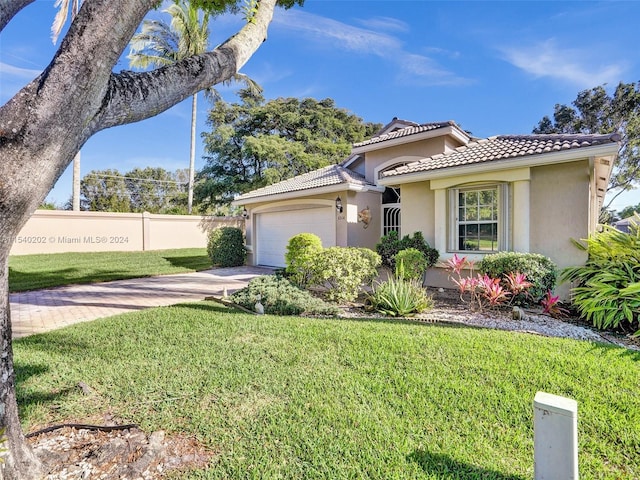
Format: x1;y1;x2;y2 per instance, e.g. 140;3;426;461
0;0;278;476
0;254;44;479
188;93;197;214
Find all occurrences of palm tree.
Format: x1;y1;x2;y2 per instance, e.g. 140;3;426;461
128;1;209;214
52;0;83;211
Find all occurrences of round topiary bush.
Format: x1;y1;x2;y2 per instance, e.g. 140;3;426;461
395;248;428;281
376;231;439;270
207;226;245;267
284;233;323;287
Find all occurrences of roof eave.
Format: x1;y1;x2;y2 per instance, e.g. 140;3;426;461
352;125;470;154
232;182;385;206
378;143;619;186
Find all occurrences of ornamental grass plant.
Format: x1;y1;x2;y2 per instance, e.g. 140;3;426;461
561;221;640;334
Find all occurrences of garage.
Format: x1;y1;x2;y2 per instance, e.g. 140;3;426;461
255;206;336;267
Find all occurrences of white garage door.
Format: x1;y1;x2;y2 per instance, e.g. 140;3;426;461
256;207;336;267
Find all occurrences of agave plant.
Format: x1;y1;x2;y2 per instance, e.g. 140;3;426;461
368;275;433;317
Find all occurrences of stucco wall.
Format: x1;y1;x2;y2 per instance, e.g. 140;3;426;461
10;210;242;255
346;190;383;250
397;181;436;245
530;161;589;269
530;161;590;298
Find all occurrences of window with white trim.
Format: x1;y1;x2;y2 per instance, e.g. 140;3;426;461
449;184;509;252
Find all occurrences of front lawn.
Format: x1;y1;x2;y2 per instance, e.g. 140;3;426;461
14;303;640;479
8;248;211;292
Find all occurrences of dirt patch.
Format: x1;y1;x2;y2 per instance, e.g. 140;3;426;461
28;423;214;479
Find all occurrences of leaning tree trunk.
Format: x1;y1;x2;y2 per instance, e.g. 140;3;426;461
0;254;43;479
0;0;277;476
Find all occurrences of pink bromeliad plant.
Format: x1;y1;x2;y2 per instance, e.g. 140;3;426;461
445;253;474;276
445;255;534;312
540;290;569;318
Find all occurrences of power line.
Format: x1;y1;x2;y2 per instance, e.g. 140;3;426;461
85;173;188;186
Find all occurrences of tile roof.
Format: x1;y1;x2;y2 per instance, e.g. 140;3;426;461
234;164;374;201
353;120;464;148
381;133;620;178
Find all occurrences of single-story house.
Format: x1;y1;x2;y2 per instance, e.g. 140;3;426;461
613;215;639;233
233;118;619;297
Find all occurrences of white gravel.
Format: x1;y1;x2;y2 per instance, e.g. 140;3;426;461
340;291;639;351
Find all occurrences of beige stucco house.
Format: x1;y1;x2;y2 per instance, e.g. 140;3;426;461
233;118;619;296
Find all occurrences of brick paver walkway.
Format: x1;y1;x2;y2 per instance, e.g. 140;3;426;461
9;266;273;338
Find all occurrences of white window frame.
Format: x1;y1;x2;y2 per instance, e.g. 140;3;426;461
448;183;509;253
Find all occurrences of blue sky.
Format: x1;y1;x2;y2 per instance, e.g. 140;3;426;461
1;0;640;211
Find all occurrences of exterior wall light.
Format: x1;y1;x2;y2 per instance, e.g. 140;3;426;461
335;196;343;213
242;207;249;219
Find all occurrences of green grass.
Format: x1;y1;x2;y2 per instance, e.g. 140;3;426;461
14;304;640;479
8;248;211;292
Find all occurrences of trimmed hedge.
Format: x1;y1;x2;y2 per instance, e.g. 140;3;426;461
376;231;439;270
312;247;381;302
284;233;323;287
207;227;245;267
395;248;428;281
477;252;556;302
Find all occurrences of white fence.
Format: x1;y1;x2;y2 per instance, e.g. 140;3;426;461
10;210;244;256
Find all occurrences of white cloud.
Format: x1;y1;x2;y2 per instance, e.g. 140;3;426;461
356;16;410;33
500;39;626;88
272;9;469;87
0;62;42;102
0;61;41;79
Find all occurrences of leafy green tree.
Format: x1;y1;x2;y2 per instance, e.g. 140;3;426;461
3;0;300;474
126;167;183;213
619;203;640;220
534;82;640;208
196;92;381;208
80;168;188;213
81;169;131;212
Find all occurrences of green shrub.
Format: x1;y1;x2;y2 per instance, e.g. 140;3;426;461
395;248;428;281
367;276;433;317
311;247;381;302
478;252;556;302
207;227;246;267
284;233;323;287
230;275;339;316
376;231;439;270
560;225;640;334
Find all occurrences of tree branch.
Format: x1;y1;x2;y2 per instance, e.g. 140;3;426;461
0;0;33;32
95;0;277;131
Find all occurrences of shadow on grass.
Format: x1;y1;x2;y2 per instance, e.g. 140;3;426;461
8;266;148;293
587;341;640;361
408;450;526;480
16;331;93;357
13;361;77;409
177;301;252;316
161;255;211;271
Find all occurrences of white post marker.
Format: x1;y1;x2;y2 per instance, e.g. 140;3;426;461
533;391;579;480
